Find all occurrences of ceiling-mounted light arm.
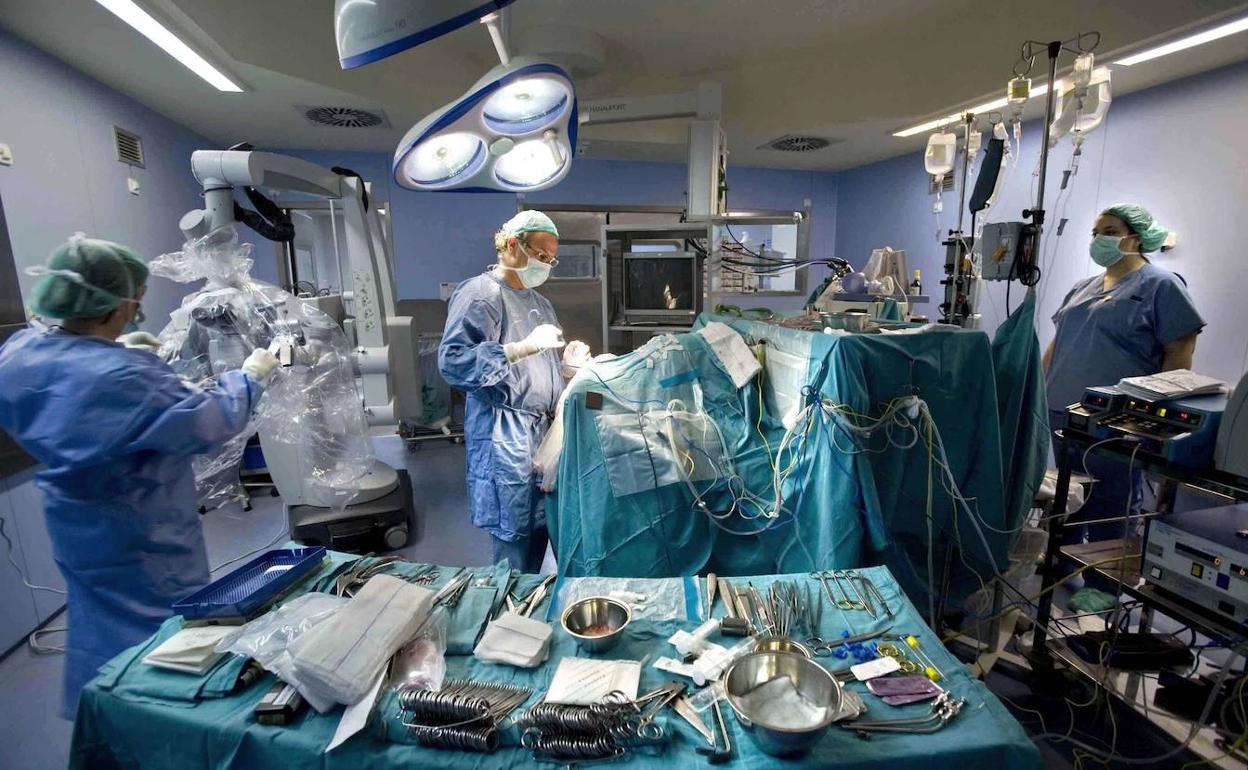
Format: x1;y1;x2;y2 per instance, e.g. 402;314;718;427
480;11;510;65
579;83;721;126
579;83;725;219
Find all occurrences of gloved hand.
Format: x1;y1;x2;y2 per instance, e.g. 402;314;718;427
242;348;280;383
117;331;162;352
561;340;591;377
504;324;565;363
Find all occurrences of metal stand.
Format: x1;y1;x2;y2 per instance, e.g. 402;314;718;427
941;113;976;326
1016;32;1101;286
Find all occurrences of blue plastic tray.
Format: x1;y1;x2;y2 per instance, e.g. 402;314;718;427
173;547;326;620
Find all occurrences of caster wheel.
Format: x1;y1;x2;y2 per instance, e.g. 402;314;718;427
383;525;409;550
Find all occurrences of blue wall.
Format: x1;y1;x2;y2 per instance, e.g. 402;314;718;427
0;29;214;333
0;28;223;649
834;60;1248;385
277;150;838;313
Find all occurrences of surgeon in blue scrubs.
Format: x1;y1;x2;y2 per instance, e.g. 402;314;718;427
1044;204;1204;543
439;211;590;572
0;236;278;718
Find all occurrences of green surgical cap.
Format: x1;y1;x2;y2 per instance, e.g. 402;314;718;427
29;235;141;320
501;210;559;238
115;247;149;294
1101;203;1170;253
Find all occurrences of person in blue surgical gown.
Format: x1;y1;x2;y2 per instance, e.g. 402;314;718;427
439;211;591;572
0;236;278;719
1044;204;1204;543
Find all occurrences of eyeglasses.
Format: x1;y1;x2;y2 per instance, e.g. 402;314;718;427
520;241;559;267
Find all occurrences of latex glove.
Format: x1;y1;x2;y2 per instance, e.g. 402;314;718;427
504;324;565;363
117;331;162;352
561;340;591;377
242;348;280;382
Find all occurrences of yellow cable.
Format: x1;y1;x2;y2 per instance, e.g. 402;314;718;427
755;371;778;473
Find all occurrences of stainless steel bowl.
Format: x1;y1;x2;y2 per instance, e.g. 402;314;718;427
724;651;842;757
842;309;871;332
821;311;871;333
753;636;813;658
560;596;631;653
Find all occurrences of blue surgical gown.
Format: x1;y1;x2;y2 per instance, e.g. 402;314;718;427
438;271;564;542
0;327;261;718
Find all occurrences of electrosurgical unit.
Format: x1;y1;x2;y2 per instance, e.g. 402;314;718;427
1143;503;1248;624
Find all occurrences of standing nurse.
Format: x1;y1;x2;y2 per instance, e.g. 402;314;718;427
439;211;590;572
0;236;278;718
1044;204;1204;542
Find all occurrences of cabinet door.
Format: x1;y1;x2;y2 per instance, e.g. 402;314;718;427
7;473;65;621
0;478;40;651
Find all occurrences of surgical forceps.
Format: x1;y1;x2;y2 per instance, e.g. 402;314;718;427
842;692;965;735
805;625;892;656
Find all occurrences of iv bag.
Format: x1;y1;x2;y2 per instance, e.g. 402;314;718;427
924;132;956;177
1050;67;1112;147
1007;76;1031;113
1073;68;1112;137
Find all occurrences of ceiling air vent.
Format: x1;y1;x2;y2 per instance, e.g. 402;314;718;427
760;134;833;152
113;126;145;168
298;106;389;129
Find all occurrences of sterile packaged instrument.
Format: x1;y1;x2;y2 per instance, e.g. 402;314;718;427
288;575;434;708
390;607;447;691
473;611;554;668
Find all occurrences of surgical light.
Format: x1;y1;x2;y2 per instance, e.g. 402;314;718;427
494;132;565;188
402;132;486;188
93;0;243;92
483;78;571;134
335;0;518;69
1115;14;1248;66
393;57;577;192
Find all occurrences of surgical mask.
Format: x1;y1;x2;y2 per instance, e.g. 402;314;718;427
500;243;553;288
1089;234;1131;267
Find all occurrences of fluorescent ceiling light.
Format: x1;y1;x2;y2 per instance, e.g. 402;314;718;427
893;83;1050;137
94;0;243;92
1115;14;1248;65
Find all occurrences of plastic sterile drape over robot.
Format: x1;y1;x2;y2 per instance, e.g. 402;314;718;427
150;225;374;511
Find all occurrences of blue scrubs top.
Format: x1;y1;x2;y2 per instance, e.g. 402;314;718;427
1046;263;1204;412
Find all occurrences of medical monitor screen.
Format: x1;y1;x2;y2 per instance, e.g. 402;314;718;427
625;255;696;311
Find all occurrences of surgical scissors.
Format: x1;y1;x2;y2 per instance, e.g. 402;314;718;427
812;570;863;611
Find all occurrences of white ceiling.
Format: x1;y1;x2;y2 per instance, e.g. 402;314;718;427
3;0;1248;171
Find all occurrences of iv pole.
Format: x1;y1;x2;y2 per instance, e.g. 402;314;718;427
1025;30;1102;666
1020;32;1100;288
944;111;976;325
